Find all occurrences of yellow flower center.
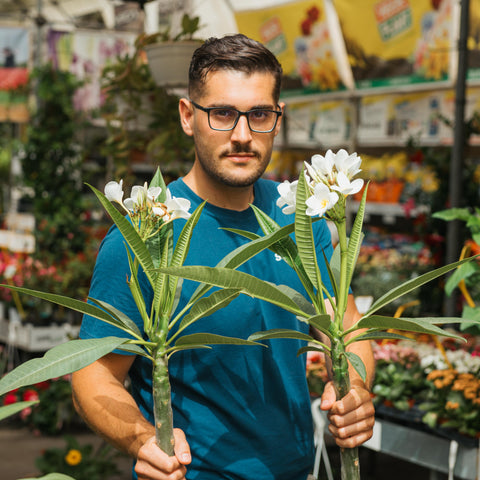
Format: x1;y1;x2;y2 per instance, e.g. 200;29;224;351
65;449;82;466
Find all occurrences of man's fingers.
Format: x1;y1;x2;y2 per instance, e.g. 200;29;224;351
174;428;192;465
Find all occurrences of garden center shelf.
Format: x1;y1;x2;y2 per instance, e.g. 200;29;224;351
347;201;430;225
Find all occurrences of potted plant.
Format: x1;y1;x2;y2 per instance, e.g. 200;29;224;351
143;13;202;87
100;32;195;181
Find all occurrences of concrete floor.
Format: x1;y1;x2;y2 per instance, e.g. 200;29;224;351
1;424;447;480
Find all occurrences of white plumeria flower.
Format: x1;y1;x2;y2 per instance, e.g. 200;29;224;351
305;183;339;217
331;171;364;195
306;152;334;185
276;180;298;215
104;180;124;204
165;190;191;219
4;264;16;279
333;149;362;179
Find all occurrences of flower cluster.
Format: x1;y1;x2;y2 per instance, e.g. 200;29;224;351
420;369;480;437
277;149;364;218
105;180;191;241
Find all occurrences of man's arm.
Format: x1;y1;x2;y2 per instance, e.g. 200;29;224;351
71;353;191;480
317;294;376;448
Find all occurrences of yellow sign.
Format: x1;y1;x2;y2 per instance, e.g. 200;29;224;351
235;1;345;94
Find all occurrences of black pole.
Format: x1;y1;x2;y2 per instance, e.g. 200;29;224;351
444;0;470;316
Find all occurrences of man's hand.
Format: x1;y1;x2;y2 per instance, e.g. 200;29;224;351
320;381;375;448
135;429;192;480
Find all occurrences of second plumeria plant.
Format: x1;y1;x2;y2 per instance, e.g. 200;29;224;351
159;149;477;480
0;168;262;457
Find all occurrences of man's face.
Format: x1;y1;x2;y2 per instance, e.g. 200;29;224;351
182;70;283;188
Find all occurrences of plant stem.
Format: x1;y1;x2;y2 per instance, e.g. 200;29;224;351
152;347;175;456
331;338;361;480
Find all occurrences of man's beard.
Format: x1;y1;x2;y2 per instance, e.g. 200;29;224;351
195;143;270;188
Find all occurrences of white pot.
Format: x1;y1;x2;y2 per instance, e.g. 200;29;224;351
144;41;201;87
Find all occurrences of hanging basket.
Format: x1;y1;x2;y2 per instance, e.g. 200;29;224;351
144;41;201;88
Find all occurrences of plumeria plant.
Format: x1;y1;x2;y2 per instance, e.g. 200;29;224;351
158;149;478;480
0;168;264;457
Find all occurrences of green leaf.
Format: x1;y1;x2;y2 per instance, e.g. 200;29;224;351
346;186;367;287
117;343;151;358
88;184;156;287
308;314;333;336
348;331;411;343
432;208;472;222
364;256;478;316
345;351;366;383
90;296;142;338
20;475;75;480
297;345;327;356
174;333;263;347
0;400;39;421
0;337;128;396
150;167;168;203
248;329;313;342
158;266;308;317
176;288;241;332
295;172;320;290
0;284;137;337
444;261;477;295
356;315;465;340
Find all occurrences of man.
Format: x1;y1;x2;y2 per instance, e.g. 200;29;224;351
72;34;374;480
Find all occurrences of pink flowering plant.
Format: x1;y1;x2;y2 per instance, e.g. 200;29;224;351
160;149;478;480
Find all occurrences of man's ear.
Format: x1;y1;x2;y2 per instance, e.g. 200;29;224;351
274;102;285;137
179;98;194;136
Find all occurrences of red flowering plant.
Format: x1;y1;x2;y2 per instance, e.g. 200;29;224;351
1;376;76;435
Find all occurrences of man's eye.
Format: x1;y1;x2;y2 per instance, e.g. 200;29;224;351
212;109;235;119
249;110;269;120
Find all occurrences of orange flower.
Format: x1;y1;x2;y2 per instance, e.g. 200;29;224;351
445;401;460;410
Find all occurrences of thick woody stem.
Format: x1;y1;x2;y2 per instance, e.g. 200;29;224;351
331;339;361;480
152;348;175;456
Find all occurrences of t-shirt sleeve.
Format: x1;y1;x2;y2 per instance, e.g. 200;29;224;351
79;224;151;343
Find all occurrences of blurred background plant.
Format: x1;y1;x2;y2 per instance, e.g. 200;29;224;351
35;435;122;480
1;376;77;435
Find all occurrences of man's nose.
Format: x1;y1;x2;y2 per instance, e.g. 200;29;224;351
230;114;253;143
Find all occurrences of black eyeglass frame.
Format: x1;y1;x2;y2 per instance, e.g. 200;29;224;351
190;100;283;133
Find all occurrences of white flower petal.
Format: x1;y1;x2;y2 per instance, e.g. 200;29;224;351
165;190;191;219
147;186;162;201
104;180;124;204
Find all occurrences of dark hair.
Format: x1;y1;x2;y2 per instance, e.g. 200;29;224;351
188;34;283;102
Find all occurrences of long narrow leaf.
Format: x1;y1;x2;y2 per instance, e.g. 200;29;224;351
295;172;321;290
174;333;264;347
364;256;478;316
347;331;411;344
0;285;132;334
158;266;308;317
88;298;142;337
356;315;465;340
345;351;366;382
0;337;128;396
308;313;334;336
0;401;38;420
177;288;241;332
248;329;313;342
346;186;368;287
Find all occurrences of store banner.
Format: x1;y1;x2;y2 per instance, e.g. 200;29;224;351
334;0;456;89
234;0;350;96
47;30;135;112
0;26;29;123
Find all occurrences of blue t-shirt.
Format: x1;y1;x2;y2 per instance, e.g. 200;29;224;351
80;177;334;480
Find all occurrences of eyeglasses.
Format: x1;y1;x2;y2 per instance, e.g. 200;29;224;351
191;101;282;133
